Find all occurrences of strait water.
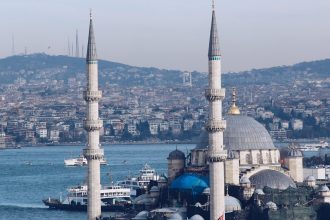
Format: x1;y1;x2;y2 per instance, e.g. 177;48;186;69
0;144;194;220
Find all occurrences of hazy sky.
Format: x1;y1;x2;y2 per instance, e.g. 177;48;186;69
1;0;330;72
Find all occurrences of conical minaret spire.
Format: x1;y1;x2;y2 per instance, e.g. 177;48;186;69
208;1;221;59
83;11;103;220
86;11;97;62
205;1;227;220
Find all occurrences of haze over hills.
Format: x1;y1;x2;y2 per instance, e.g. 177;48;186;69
0;54;330;88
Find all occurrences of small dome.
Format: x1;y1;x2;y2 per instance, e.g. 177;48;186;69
254;189;265;195
170;173;209;194
250;169;296;190
132;211;149;220
202;187;210;194
288;148;303;157
265;201;277;210
240;176;250;184
319;185;330;192
168;213;183;220
225;195;242;213
227;150;239;159
305;175;316;182
189;214;205;220
168;149;185;160
150;186;159;192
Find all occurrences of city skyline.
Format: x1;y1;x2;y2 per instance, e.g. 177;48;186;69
1;0;330;72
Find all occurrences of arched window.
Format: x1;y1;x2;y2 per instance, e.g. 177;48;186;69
246;154;251;164
257;153;262;164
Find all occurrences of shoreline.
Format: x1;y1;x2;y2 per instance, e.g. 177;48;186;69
9;138;330;149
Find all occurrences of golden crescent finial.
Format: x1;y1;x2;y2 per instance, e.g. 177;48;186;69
229;87;241;115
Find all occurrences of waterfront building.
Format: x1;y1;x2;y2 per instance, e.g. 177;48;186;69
83;12;104;220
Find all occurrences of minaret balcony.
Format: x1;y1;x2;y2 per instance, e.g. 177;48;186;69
83;148;104;160
83;90;102;102
205;88;225;101
208;150;227;162
84;119;103;131
205;120;226;132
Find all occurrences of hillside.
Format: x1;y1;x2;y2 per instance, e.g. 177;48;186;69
0;54;330;88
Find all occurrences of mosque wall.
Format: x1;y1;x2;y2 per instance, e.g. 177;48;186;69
225;159;240;185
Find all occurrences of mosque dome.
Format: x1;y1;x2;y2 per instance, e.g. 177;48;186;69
195;88;276;151
250;169;296;190
240;176;251;184
170;173;209;194
265;201;278;210
194;115;275;151
196;88;276;151
202;187;210;195
168;149;185;160
305;175;316;182
189;215;205;220
168;213;183;220
225;195;242;213
150;186;159;192
319;185;330;192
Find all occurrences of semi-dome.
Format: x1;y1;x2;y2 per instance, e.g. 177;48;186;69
168;149;185;160
132;211;149;220
195;115;276;151
305;175;316;182
250;169;296;190
225;195;242;213
170;173;209;194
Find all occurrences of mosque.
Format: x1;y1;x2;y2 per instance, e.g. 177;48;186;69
130;1;330;219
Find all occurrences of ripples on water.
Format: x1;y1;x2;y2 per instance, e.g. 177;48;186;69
0;144;194;220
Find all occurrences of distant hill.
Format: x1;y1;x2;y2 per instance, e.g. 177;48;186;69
0;53;329;87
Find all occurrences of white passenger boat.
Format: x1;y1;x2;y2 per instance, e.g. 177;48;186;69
64;154;108;166
117;163;160;196
43;183;132;211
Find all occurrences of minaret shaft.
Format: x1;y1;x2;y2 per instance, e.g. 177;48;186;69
83;15;103;220
206;6;226;220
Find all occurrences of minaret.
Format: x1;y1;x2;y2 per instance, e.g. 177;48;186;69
76;29;80;57
83;11;103;220
205;1;226;220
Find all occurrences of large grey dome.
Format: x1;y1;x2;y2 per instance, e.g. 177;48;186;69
195;115;276;151
250;169;296;190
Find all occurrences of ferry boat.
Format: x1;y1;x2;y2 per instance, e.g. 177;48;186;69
43;184;132;212
64;154;108;166
117;163;160;196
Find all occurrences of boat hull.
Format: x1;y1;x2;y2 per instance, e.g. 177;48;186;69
43;199;131;212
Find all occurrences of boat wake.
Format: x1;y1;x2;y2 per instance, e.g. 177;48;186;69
0;203;46;209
